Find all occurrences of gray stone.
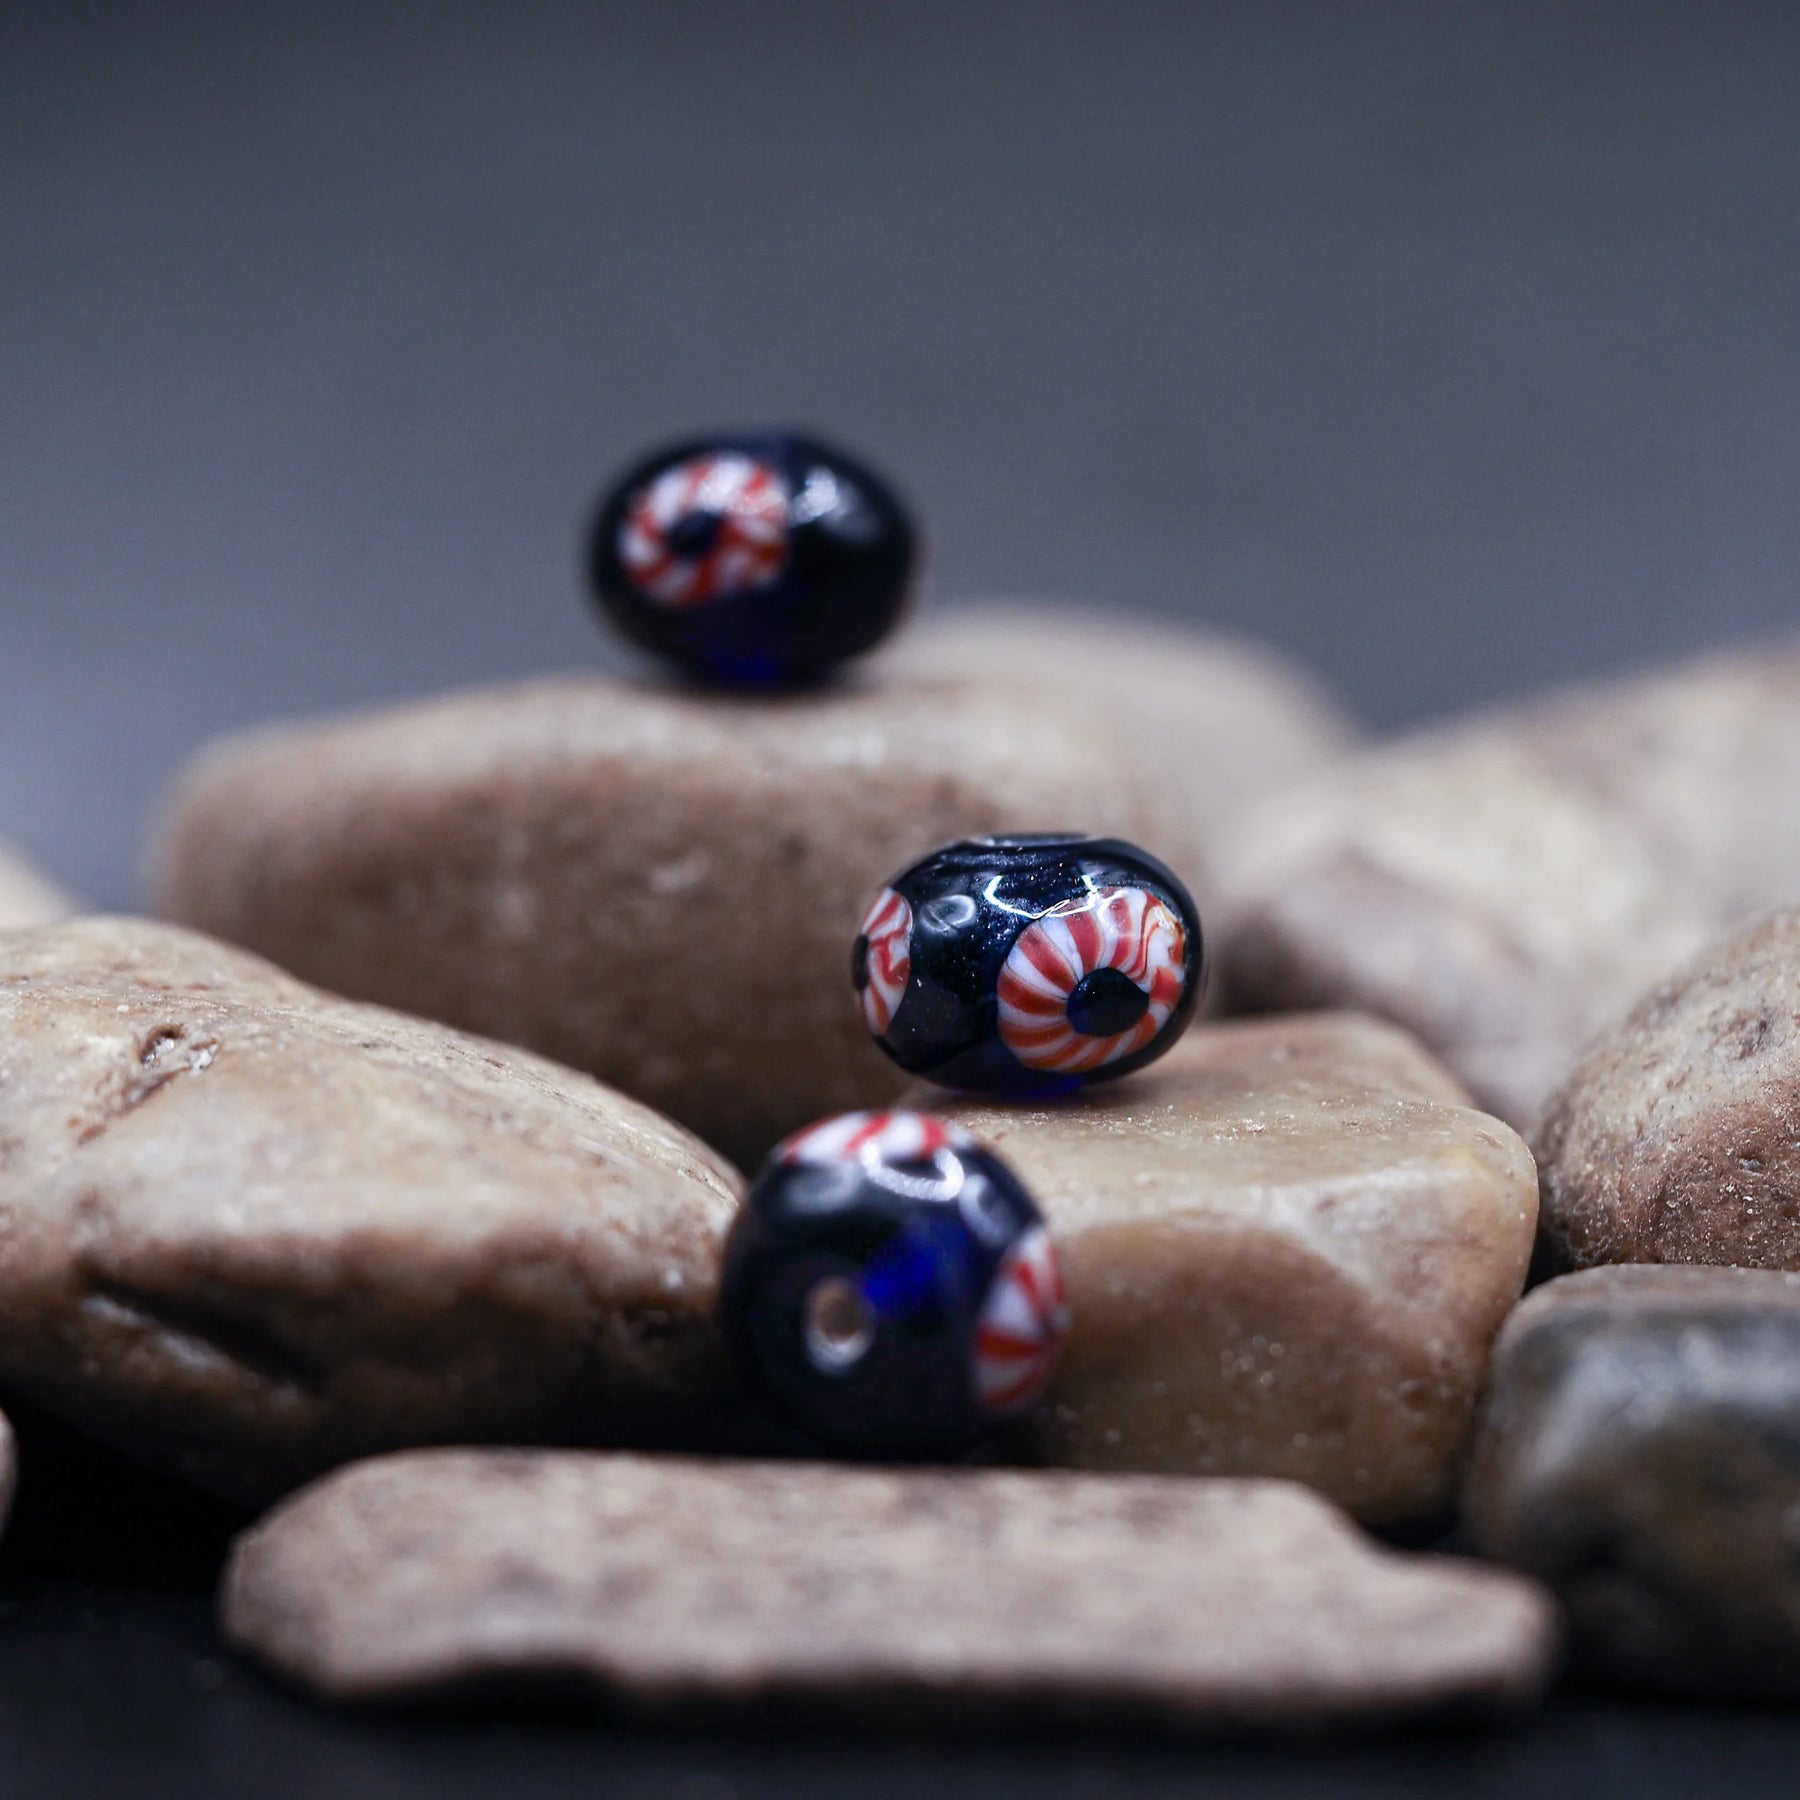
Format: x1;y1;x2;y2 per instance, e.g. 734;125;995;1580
223;1449;1557;1727
154;673;1157;1169
1466;1264;1800;1696
913;1013;1538;1525
0;917;740;1504
1536;905;1800;1275
1217;643;1800;1131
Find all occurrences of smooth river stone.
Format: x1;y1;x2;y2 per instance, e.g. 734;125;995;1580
1216;642;1800;1131
914;1014;1538;1524
0;839;70;930
1466;1265;1800;1695
222;1449;1557;1726
894;603;1361;890
0;917;740;1505
1536;906;1800;1274
154;675;1155;1170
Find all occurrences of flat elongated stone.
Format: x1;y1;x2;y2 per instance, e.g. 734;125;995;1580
154;675;1154;1169
0;918;740;1504
222;1449;1556;1726
914;1014;1537;1524
1466;1265;1800;1695
0;839;70;929
1217;644;1800;1130
1536;906;1800;1273
894;604;1360;890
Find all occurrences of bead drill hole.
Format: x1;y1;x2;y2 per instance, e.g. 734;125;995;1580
803;1276;876;1373
666;510;725;558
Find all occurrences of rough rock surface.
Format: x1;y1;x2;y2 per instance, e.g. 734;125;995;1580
894;603;1360;890
914;1014;1538;1524
1217;643;1800;1130
223;1449;1557;1726
0;840;70;929
1536;906;1800;1274
155;675;1156;1169
0;917;740;1504
1466;1265;1800;1696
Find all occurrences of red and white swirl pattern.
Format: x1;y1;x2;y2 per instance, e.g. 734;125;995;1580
617;452;790;607
777;1109;975;1168
854;886;913;1036
973;1225;1069;1415
995;885;1187;1075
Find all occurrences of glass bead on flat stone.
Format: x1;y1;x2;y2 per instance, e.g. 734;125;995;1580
586;430;917;687
719;1109;1068;1456
155;675;1160;1171
855;834;1203;1095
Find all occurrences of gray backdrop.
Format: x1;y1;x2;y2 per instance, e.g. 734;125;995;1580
5;2;1798;909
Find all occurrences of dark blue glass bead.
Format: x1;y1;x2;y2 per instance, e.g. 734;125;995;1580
719;1110;1068;1457
586;430;917;687
854;834;1203;1095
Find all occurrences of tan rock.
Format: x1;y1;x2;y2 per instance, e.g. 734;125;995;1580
222;1449;1556;1725
0;839;70;930
1535;906;1800;1274
895;603;1360;891
1217;643;1800;1130
1466;1265;1800;1695
914;1014;1537;1524
155;675;1156;1169
0;917;740;1504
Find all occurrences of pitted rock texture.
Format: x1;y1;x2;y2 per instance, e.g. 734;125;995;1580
915;1014;1538;1524
155;675;1156;1169
0;917;740;1504
1535;906;1800;1274
894;603;1360;892
1217;643;1800;1131
0;840;70;929
1466;1265;1800;1695
223;1449;1557;1727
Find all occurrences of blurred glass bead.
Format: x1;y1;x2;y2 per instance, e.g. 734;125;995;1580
586;430;917;687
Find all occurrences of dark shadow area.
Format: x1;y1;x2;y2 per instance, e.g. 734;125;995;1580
2;1580;1799;1800
0;1396;250;1592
